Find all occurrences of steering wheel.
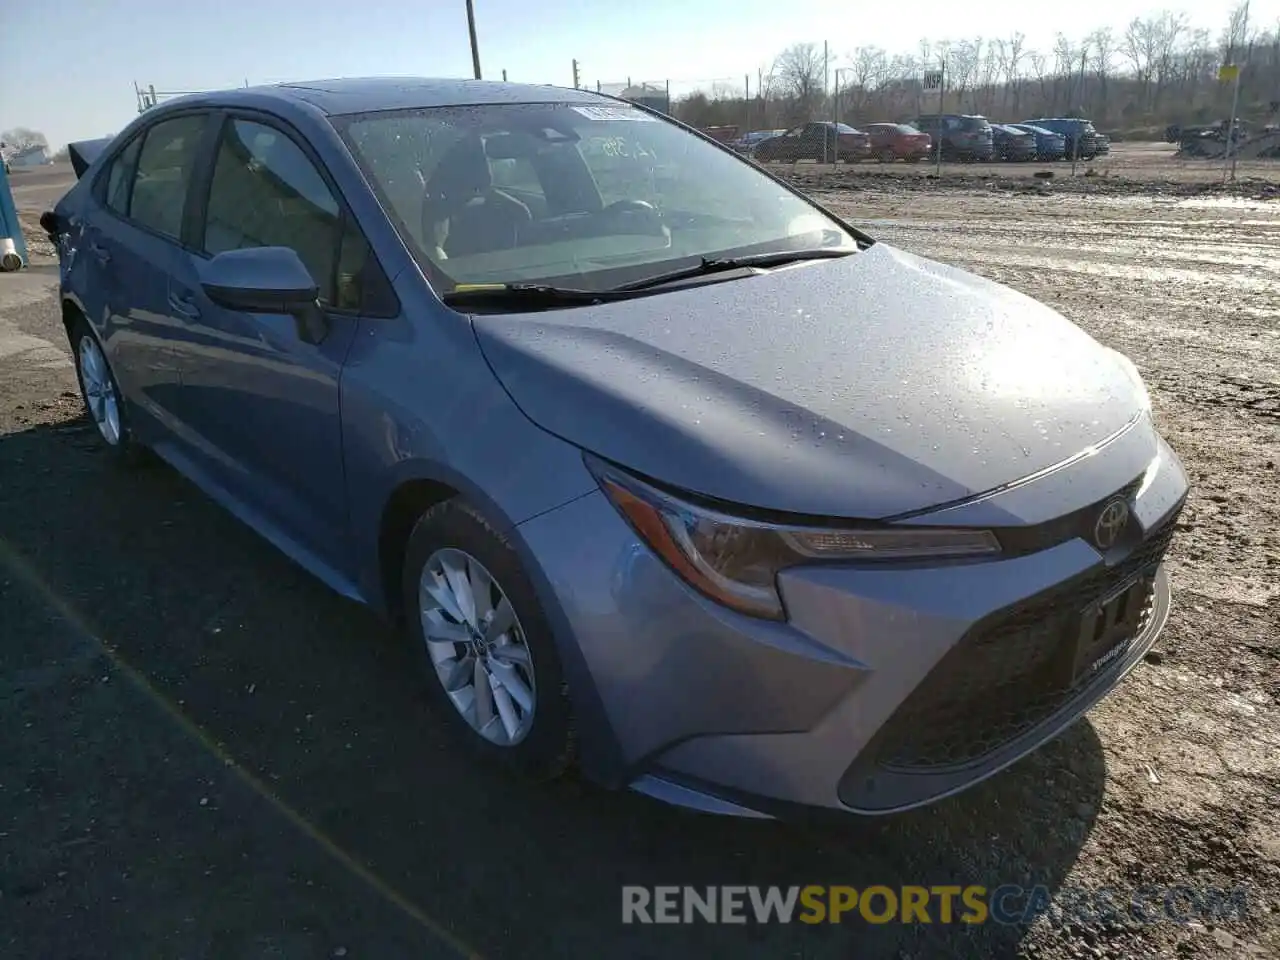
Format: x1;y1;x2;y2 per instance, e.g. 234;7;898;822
602;199;657;216
599;199;667;238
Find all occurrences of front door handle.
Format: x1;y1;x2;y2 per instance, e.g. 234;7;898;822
88;241;111;265
168;290;201;321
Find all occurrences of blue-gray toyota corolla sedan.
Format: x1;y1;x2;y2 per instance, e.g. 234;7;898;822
44;78;1188;818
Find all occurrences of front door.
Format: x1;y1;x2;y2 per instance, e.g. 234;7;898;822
165;115;370;574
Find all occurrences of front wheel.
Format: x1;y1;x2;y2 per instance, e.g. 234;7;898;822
402;500;574;781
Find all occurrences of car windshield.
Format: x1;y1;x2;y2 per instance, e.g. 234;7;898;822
896;124;921;134
959;117;991;132
832;123;861;134
335;101;858;293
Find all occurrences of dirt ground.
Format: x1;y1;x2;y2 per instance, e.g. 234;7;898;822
1;151;1277;959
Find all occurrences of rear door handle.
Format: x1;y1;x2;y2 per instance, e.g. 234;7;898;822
168;290;201;321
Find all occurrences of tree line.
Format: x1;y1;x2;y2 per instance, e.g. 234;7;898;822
675;3;1280;135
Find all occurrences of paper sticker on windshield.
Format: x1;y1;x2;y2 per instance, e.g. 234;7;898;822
571;105;657;122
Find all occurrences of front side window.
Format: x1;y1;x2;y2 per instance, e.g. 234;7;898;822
129;115;207;240
336;101;857;293
203;118;350;304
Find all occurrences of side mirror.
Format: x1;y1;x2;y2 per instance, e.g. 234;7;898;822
200;246;329;344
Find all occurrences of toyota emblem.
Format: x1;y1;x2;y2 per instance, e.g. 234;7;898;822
1093;498;1130;550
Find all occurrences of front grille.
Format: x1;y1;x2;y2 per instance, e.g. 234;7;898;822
871;517;1177;772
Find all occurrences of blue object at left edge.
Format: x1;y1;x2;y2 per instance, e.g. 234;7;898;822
0;161;30;266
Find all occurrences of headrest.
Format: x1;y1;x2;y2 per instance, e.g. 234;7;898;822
424;136;492;213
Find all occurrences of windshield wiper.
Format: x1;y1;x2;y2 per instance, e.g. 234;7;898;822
441;247;859;309
611;247;857;293
442;283;625;309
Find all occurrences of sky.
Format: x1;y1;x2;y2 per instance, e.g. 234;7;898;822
2;0;1274;149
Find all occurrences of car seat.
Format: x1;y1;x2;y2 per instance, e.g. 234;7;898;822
421;136;531;260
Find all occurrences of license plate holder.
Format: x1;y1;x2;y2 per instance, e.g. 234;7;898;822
1067;567;1155;685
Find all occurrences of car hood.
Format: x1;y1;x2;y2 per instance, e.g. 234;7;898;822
472;244;1142;519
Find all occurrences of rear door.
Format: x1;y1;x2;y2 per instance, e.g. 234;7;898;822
80;113;214;430
164;113;396;573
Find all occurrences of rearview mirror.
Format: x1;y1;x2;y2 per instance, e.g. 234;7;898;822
200;247;329;344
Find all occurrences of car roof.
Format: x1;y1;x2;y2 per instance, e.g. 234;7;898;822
157;77;604;116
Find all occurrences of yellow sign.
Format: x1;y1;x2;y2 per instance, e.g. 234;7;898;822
1219;64;1240;82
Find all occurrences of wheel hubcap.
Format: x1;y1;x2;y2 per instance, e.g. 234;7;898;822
419;548;536;746
78;335;121;446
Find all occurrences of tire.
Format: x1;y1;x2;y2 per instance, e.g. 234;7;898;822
69;315;147;467
402;499;574;781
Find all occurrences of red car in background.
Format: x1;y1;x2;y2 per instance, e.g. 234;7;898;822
863;123;933;162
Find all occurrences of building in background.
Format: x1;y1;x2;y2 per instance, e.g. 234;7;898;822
597;81;671;115
4;144;50;168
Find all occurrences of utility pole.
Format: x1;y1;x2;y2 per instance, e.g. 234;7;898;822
464;0;482;79
1223;0;1250;183
572;59;580;89
823;40;831;163
502;69;507;82
935;59;947;175
1071;46;1087;176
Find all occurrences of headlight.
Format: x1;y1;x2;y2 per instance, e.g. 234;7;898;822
586;456;1001;620
1106;348;1151;413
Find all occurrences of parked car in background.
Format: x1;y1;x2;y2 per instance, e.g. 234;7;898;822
908;115;995;161
1005;123;1067;161
731;129;786;154
43;77;1188;820
991;124;1037;161
1020;118;1099;160
862;123;932;162
700;125;740;147
1092;133;1111;156
752;122;872;163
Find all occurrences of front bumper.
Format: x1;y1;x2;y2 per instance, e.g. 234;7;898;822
517;428;1188;817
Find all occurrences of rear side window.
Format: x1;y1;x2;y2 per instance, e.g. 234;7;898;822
103;136;143;215
130;115;207;240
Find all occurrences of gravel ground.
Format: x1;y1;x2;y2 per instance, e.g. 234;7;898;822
1;154;1277;959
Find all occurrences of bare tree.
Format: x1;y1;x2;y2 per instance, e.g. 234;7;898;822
948;38;982;110
1123;16;1159;109
773;43;826;120
1028;49;1049;107
845;46;888;115
1220;2;1254;61
1088;28;1116;113
1;127;48;152
996;32;1028;112
1152;12;1190;109
679;19;1280;143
